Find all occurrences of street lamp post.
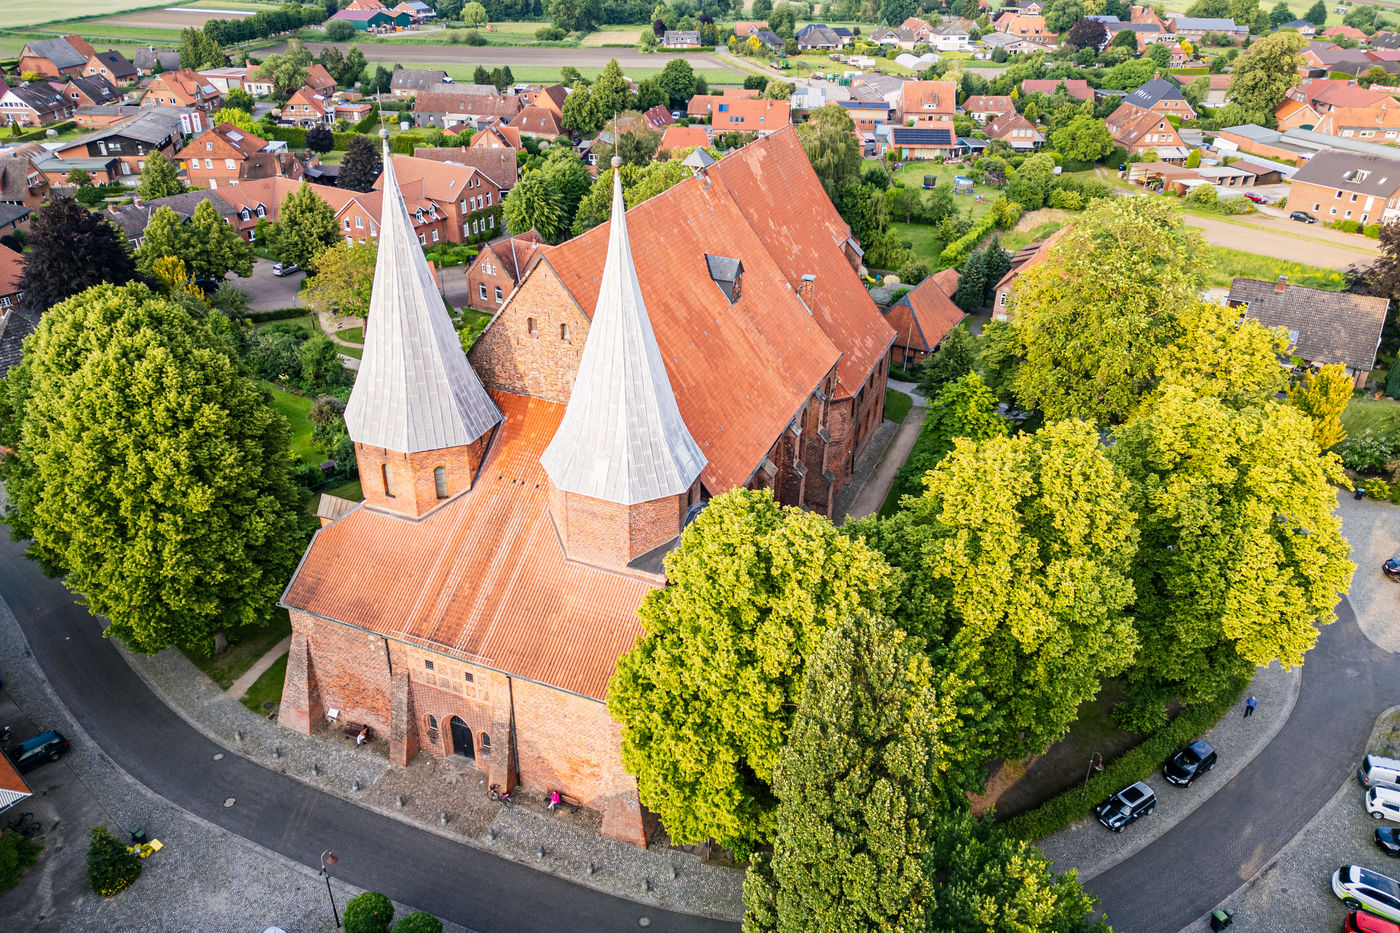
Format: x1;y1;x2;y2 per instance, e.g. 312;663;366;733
319;850;341;930
1080;752;1104;799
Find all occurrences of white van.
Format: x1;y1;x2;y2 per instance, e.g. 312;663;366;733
1359;755;1400;791
1368;787;1400;821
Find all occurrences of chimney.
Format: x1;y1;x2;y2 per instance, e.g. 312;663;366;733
133;196;143;207
797;273;816;304
1275;274;1288;293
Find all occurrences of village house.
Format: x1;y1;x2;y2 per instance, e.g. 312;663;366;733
1227;276;1388;387
105;189;240;249
732;20;769;37
84;50;137;85
305;63;338;94
0;242;25;316
133;47;180;77
1322;24;1370;42
196;66;250;94
883;269;964;366
0;84;76;127
1123;76;1196;121
796;24;843;50
469;120;522;151
978;32;1054;55
983;109;1044;150
278;135;893;849
898;80;958;123
662;30;702;48
1169;15;1248;42
0;145;50;210
994;231;1064;320
141;69;222;112
1278;80;1400;139
703;98;790;134
389;69;447;98
1288;148;1400;226
963;95;1015;123
208;176;305;241
414;91;521;130
411;147;517;196
466;230;545;312
378;155;506;243
176;122;310;189
52;109;185;179
1279;18;1317;37
928;23;973;51
836;100;894;136
882;124;961;160
19;36;96;79
658;124;711;153
996;13;1050;37
517;84;568;115
311;178;450;247
1105;103;1189;159
59;75;122;109
281;86;333;127
1021;78;1094;101
508;106;564;139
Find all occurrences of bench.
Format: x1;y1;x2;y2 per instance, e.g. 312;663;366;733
342;722;371;743
548;790;581;814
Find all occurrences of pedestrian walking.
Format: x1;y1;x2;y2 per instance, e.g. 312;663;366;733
1244;695;1258;719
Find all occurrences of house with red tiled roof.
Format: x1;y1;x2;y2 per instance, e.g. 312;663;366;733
414;90;521;130
710;97;789;133
176;122;311;189
994;230;1065;320
375;154;506;243
733;20;769;36
898;80;957;123
984;109;1044;150
508;105;563;139
1279;80;1400;138
19;36;96;79
996;13;1049;37
305;63;337;93
281;86;333;127
411;146;518;194
658;124;710;153
1323;24;1369;41
141;68;222;111
643;104;674;130
1021;78;1093;101
275;135;893;852
963;94;1014;122
0;242;25;316
469;120;522;151
884;271;964;365
466;230;545;311
518;83;568;115
1105;103;1188;158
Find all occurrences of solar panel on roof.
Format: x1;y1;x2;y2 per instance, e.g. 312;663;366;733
892;127;953;145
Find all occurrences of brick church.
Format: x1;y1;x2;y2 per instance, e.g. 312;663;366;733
278;127;894;846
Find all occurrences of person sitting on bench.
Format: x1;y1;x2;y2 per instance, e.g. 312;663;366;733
356;725;369;746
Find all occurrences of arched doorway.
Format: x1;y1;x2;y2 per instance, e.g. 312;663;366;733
449;716;474;759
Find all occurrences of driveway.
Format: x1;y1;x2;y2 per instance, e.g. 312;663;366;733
0;530;736;933
1182;213;1377;271
242;259;304;313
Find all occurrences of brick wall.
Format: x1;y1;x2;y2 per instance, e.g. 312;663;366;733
281;611;394;734
355;434;493;518
468;263;589;403
1291;179;1389;225
465;242;521;312
548;482;691;571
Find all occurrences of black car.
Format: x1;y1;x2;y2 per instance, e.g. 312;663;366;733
1164;740;1218;786
1379;827;1400;858
1096;781;1156;832
1290;210;1318;223
6;730;69;773
1384;558;1400;580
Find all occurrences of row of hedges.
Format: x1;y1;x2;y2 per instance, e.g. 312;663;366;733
265;126;307;148
7;120;75;142
1002;673;1250;841
939;211;1001;267
1328;219;1383;238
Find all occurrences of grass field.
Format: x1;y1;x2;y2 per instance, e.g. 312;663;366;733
183;609;292;691
431;61;745;85
0;0;164;29
1202;246;1348;291
262;380;320;466
239;653;288;713
889;161;999;220
885;388;914;425
1343;397;1400;439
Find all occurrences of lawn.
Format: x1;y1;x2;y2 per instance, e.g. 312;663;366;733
998;219;1064;253
889;220;945;261
183;610;293;691
888;161;999;222
239;654;289;714
262;381;320;467
885;387;913;425
337;326;364;344
1202;246;1348;292
1342;397;1400;439
321;477;363;502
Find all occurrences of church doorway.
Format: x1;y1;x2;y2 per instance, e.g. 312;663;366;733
450;716;474;759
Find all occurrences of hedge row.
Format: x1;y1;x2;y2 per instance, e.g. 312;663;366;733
7;120;75;142
265;126;307;148
353;106;380;133
940;212;999;267
243;307;307;322
1001;674;1250;842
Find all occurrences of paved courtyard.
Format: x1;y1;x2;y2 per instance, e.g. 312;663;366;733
1337;492;1400;652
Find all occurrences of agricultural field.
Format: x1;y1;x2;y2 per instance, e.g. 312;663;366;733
0;0;164;30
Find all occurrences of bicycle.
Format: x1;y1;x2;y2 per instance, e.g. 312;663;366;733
489;784;512;807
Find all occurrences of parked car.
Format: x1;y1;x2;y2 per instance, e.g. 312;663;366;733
1334;866;1400;922
1347;909;1400;933
1384;558;1400;580
1361;756;1400;791
1291;210;1318;223
1164;740;1217;786
1376;827;1400;858
1095;782;1156;832
5;730;69;773
272;262;299;277
1370;788;1400;822
1244;192;1266;204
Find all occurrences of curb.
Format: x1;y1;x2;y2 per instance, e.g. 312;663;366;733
113;642;746;922
1172;702;1400;933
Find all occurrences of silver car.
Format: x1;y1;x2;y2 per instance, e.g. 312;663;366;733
1332;865;1400;922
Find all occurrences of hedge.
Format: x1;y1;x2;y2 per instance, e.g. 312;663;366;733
1001;672;1250;842
243;307;308;322
265;126;307;148
353;105;380;133
390;133;434;155
940;212;999;267
7;120;75;142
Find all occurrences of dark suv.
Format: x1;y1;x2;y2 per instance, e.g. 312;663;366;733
1096;781;1156;832
1164;740;1218;786
1290;210;1318;223
6;730;69;773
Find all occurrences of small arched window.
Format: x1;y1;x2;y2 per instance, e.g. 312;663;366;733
479;732;491;753
428;715;438;730
526;317;538;336
560;323;571;343
381;463;395;497
426;715;438;744
434;466;448;499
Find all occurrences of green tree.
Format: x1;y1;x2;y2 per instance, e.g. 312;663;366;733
657;57;698;108
929;809;1108;933
918;324;980;395
86;825;141;897
1111;386;1354;728
461;1;488;25
1232;30;1308;114
742;612;952;933
299;333;347;391
1007;152;1056;210
0;283;305;654
1303;0;1327;24
304;241;377;317
592;58;633;121
1186;0;1230;14
137;202;251;282
569;160;691;234
1157;298;1291;404
616;127;661;165
306;124;334;154
769;2;798;37
212;107;257;134
503;169;565;242
1287;362;1353;450
952;249;989;312
880;0;919;24
1269;1;1294;25
1185;148;1202;168
139;151;186;200
540;145;593;230
13;198;136;316
256;40;313;101
752;0;774;16
888;371;1006;509
797;104;861;195
560;81;601;133
856;419;1139;762
1042;0;1086;32
342;891;394;933
337;134;382;193
0;830;41;892
270;184;340;270
1050;114;1113;163
178;26;224;69
607;489;900;856
635;78;667;111
1010;197;1208;423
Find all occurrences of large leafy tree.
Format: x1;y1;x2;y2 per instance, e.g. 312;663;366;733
138;151;186;200
502;170;565;242
890;372;1006;509
212;107;257;135
1287;363;1353;450
918;324;979;396
337;135;383;193
569;160;690;235
1303;0;1327;25
1230;31;1308;114
1111;386;1354;728
607;489;901;856
591;59;633;123
269;185;340;270
560;81;601;133
540;145;593;231
1156;298;1291;404
137;201;252;282
16;198;137;316
657;58;697;108
1050;114;1113;163
797;104;861;195
1042;0;1085;32
304;241;377;318
0;283;305;654
854;419;1139;764
1010;197;1208;424
178;26;225;69
256;39;312;101
742;612;952;933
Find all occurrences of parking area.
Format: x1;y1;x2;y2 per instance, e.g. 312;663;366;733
1337;494;1400;653
241;258;305;313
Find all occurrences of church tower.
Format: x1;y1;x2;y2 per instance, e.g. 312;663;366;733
344;131;502;518
540;158;707;572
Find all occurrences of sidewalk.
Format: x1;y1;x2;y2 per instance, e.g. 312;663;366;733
117;644;747;921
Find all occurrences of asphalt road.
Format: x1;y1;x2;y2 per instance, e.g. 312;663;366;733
1088;600;1397;933
0;533;736;933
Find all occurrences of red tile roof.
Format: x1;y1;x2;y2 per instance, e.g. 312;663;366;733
1311;81;1390;109
0;243;24;300
1021;78;1093;101
282;392;658;701
658;125;709;152
884;272;965;353
0;750;30;799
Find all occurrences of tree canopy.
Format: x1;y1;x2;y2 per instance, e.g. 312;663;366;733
138;151;186;200
303;241;378;318
337;134;383;193
608;489;900;856
268;184;340;270
15;198;137;316
137;200;253;282
1287;362;1352;450
0;283;305;654
797;104;862;195
1230;31;1308;114
502;169;565;242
